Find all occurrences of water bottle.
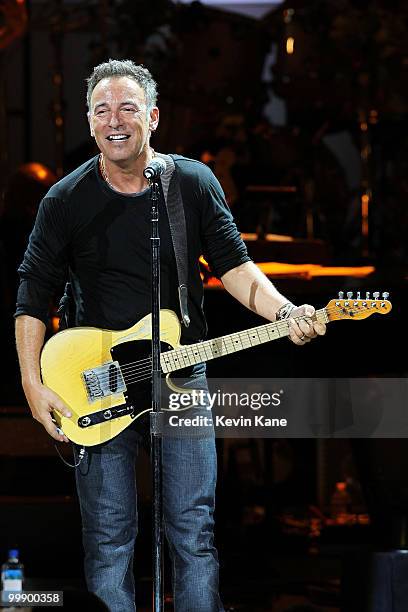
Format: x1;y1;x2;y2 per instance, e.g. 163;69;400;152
1;549;24;605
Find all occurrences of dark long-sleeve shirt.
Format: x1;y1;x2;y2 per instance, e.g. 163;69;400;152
15;154;250;343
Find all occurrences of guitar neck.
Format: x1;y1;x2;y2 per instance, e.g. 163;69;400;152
161;308;329;374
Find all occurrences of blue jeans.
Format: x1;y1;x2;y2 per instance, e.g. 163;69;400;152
74;369;224;612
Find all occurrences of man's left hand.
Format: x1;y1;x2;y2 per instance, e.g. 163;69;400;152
287;304;326;346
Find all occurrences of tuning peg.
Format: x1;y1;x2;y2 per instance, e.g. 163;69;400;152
338;291;344;299
357;291;361;299
366;291;370;299
373;291;380;299
347;291;353;299
382;292;390;300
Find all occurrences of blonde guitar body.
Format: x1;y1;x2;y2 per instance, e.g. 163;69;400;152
41;310;182;447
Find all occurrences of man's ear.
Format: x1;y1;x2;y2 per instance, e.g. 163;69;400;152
149;107;159;133
87;111;94;137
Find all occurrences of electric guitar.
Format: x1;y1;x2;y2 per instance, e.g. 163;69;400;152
40;292;392;446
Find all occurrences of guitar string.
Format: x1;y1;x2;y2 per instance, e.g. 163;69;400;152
120;312;326;387
117;322;292;385
86;312;323;385
87;304;381;386
107;310;356;388
78;315;299;383
76;304;384;387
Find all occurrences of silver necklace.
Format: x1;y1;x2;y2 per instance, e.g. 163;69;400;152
99;150;155;191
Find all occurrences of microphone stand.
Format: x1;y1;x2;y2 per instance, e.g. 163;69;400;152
149;175;164;612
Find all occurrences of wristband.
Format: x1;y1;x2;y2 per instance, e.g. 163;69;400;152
275;302;296;321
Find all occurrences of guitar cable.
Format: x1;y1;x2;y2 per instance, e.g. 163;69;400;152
54;442;86;468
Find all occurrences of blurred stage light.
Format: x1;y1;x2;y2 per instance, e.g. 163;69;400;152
20;162;55;185
286;36;294;54
1;162;56;220
171;1;284;19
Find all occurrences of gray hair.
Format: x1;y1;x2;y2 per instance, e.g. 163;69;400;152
86;59;158;112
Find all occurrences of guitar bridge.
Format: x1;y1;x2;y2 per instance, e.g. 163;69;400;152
82;361;126;402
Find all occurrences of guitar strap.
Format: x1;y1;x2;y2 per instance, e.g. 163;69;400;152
58;153;190;330
156;152;190;328
57;273;74;331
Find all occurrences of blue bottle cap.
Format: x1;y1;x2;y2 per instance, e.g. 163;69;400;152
8;549;19;559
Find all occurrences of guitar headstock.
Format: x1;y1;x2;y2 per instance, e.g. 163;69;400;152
325;291;392;321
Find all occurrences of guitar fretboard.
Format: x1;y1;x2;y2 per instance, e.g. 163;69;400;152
160;308;328;374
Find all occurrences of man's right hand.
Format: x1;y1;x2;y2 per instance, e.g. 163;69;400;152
24;382;71;443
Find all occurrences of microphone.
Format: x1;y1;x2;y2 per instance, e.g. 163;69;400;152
143;157;167;181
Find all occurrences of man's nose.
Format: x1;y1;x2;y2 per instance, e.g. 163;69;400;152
109;111;123;128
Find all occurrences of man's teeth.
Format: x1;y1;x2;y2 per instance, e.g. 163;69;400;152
107;135;129;141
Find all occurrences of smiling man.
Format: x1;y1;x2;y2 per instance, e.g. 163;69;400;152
89;72;159;193
14;59;325;612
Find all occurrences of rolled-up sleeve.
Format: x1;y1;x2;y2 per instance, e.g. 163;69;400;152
200;166;251;278
15;196;69;324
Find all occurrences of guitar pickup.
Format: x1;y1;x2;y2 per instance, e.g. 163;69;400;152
82;361;127;402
